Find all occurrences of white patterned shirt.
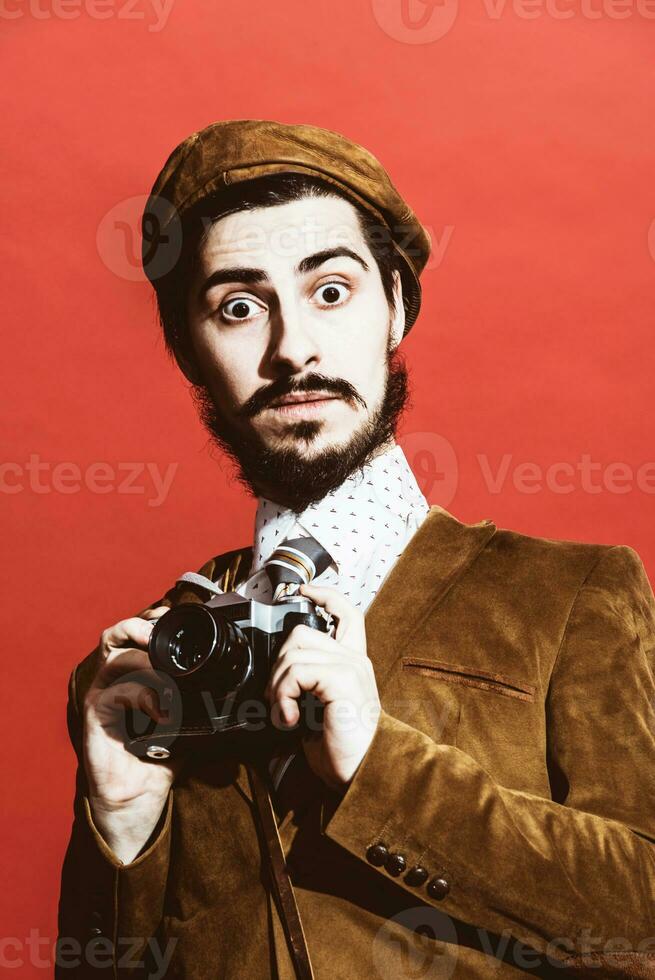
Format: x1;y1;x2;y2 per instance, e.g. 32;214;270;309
238;442;430;613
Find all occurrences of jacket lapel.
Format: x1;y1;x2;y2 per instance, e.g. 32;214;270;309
233;506;497;803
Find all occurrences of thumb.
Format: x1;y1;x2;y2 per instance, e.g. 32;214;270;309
141;605;171;621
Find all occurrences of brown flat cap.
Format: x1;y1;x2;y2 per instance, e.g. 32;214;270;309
141;119;431;333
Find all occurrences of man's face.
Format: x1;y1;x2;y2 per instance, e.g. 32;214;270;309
183;193;407;508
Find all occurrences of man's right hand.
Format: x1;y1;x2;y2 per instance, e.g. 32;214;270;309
82;606;182;864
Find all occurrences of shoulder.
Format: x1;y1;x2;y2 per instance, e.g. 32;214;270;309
490;520;648;587
427;505;653;603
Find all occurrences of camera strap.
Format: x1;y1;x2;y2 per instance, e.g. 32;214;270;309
246;761;316;980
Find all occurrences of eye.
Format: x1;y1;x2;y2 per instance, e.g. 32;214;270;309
313;281;350;307
219;296;264;323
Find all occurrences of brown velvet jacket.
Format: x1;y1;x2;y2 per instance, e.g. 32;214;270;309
57;507;655;979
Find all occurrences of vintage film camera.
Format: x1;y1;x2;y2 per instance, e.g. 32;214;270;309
125;537;332;759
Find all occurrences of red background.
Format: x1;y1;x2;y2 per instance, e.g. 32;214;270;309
2;2;654;972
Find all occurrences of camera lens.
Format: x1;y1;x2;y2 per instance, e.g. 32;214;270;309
169;623;212;672
149;603;253;695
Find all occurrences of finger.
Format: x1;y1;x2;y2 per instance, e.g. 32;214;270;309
299;583;366;651
271;661;345;711
266;648;355;699
140;605;171;622
100;616;158;655
276;696;301;728
277;624;343;658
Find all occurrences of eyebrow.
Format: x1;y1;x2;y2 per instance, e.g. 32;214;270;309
197;246;370;301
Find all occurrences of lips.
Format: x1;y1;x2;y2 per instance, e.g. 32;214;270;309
269;392;339;408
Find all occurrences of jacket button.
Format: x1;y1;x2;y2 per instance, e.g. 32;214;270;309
366;843;389;866
405;865;429;887
385;852;407;877
427;876;450;900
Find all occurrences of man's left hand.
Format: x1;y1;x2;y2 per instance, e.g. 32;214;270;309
264;582;381;791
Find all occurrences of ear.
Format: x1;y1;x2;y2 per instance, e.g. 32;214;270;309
389;270;406;349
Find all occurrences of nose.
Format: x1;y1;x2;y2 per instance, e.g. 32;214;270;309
267;297;321;375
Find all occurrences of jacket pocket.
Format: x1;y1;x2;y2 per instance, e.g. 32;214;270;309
400;657;536;702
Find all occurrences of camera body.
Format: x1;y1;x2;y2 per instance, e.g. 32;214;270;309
124;591;328;759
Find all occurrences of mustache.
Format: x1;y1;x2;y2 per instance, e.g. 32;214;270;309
237;373;367;419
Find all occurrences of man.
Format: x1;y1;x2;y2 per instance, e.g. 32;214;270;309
57;120;655;979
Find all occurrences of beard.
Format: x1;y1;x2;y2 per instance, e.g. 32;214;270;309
191;341;411;514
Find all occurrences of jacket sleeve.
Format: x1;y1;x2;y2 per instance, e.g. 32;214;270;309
55;551;238;977
321;544;655;977
56;651;174;978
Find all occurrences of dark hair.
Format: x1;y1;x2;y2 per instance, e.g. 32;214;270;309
152;171;405;370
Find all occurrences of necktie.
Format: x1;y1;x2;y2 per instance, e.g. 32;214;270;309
263;535;333;601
